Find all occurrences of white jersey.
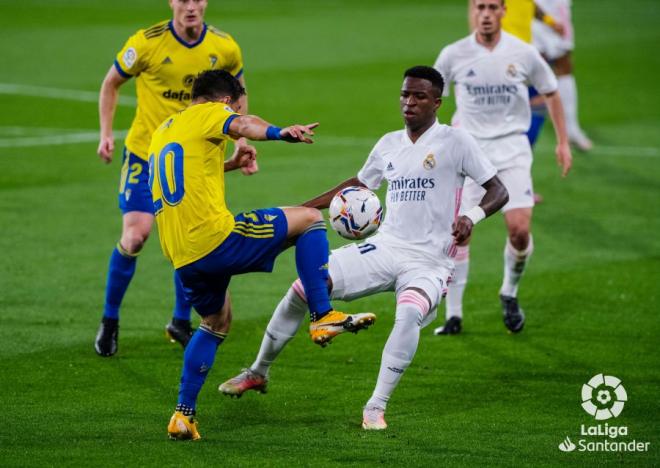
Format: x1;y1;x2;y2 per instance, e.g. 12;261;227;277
357;121;496;266
433;32;557;141
535;0;574;44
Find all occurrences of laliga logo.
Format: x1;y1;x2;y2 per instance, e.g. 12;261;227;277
581;374;627;420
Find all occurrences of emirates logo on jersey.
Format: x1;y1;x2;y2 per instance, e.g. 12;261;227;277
423;154;436;170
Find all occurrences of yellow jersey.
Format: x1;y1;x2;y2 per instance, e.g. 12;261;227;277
115;20;243;159
502;0;534;43
148;102;239;268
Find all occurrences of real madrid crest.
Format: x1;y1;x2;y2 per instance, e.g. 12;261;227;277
423;153;436;170
506;64;518;78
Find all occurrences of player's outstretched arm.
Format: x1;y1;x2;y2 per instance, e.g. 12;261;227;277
301;176;365;210
227;115;319;144
97;66;129;164
453;175;508;243
544;91;573;177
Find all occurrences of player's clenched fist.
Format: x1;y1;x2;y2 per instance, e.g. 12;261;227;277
97;135;115;163
452;216;474;244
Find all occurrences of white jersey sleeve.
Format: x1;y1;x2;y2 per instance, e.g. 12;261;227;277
433;46;453;97
455;128;497;185
527;47;558;94
357;136;387;190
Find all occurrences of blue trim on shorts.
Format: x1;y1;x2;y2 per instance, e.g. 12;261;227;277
176;208;288;316
118;149;154;215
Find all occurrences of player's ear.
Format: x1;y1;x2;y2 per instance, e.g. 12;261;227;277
434;97;442;111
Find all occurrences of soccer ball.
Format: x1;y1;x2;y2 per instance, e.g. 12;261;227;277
328;186;383;240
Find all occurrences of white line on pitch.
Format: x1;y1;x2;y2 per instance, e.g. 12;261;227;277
0;83;136;107
0;118;657;158
0;130;128;148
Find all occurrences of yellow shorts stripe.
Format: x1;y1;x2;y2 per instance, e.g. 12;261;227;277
233;222;274;231
232;231;275;239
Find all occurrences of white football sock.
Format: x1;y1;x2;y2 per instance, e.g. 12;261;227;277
250;287;306;376
445;245;469;319
500;235;534;298
367;297;425;410
558;75;583;139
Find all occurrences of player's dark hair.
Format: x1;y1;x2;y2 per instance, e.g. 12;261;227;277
192;69;245;101
404;66;445;97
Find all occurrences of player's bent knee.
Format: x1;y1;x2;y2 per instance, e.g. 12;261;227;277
121;229;150;254
303;207;323;224
201;309;231;334
508;229;530;250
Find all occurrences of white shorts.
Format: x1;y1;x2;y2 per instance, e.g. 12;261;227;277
461;134;534;213
328;236;452;328
533;20;574;61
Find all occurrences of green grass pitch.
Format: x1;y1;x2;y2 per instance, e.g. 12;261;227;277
0;0;658;466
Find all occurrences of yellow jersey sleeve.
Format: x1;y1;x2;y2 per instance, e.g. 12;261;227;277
114;24;162;77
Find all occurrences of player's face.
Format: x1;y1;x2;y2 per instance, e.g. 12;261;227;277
473;0;505;36
170;0;207;29
400;77;441;129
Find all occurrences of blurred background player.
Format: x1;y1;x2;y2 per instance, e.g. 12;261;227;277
433;0;572;335
153;70;376;440
468;0;563;204
218;67;508;430
95;0;254;356
533;0;592;151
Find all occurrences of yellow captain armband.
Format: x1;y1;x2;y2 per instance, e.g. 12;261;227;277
542;14;557;27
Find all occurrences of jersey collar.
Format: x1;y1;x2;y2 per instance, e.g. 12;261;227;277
168;20;207;48
470;30;507;53
402;119;440;146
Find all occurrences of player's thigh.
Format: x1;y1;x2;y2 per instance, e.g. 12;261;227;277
176;265;231;319
503;207;532;238
328;239;397;302
553;52;573;75
395;265;452;329
282;206;323;237
497;164;535;213
121;211;154;238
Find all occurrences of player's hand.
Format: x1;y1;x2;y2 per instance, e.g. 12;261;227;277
551;22;566;36
240;155;259;175
97;135;115;164
555;141;572;177
234;137;259;175
231;143;259;175
280;122;319;144
452;216;473;244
